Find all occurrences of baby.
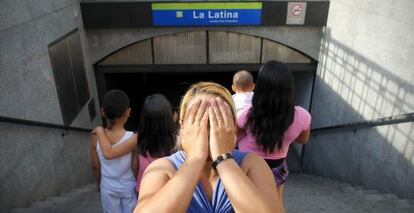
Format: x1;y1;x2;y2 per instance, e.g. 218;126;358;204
232;70;255;114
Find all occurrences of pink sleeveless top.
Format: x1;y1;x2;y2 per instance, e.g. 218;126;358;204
136;154;156;192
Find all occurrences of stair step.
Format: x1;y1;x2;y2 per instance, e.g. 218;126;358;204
363;189;379;194
10;206;58;213
364;193;399;201
10;208;30;213
390;199;414;208
45;196;75;203
30;201;57;207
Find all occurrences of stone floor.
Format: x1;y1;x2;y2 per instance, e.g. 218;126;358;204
11;173;414;213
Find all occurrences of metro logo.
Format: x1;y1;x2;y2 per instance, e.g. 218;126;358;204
176;11;183;18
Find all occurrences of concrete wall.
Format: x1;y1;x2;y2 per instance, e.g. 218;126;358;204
0;0;100;211
304;0;414;198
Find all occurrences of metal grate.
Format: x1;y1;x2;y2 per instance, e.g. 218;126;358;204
97;31;312;66
153;31;207;64
209;31;261;64
99;39;152;65
262;39;311;63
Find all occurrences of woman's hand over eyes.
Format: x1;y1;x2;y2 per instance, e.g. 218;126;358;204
208;97;236;160
181;99;210;162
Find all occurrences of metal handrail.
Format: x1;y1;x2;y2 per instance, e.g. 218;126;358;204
2;112;412;135
311;112;414;134
0;115;92;132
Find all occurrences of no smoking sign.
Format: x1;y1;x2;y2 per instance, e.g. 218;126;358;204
291;4;303;16
286;2;307;25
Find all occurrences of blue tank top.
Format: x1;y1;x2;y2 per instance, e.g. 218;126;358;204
166;150;248;213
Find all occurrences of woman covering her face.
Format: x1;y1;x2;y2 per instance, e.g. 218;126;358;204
135;82;284;213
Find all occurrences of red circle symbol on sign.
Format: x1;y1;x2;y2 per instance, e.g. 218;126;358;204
291;4;303;16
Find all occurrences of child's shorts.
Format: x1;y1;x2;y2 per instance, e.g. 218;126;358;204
100;186;137;213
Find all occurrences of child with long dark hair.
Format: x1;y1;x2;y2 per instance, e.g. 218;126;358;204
95;94;176;195
134;94;176;191
236;60;311;202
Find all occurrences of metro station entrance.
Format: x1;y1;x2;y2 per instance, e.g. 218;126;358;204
94;31;317;171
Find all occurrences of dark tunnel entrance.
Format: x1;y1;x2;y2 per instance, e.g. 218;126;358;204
102;70;258;130
96;65;315;172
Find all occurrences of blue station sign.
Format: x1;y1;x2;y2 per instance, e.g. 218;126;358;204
152;2;263;26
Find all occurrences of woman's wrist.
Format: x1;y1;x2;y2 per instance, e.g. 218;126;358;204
185;156;206;167
211;149;233;162
214;157;236;172
212;153;233;170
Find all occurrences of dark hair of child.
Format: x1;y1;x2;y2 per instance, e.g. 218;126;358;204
102;90;130;129
137;94;176;158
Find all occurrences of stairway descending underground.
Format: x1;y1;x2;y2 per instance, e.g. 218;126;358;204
10;173;414;213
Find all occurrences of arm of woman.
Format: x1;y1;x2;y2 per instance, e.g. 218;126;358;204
217;154;284;213
93;127;138;159
294;107;311;144
295;128;310;144
135;157;205;213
